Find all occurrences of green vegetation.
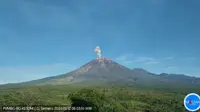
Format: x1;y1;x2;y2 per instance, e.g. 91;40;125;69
0;84;196;112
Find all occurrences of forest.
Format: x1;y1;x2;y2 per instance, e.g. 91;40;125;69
0;84;194;112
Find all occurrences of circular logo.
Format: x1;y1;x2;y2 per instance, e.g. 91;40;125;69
184;93;200;111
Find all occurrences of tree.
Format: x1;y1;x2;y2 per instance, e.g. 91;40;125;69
68;88;114;112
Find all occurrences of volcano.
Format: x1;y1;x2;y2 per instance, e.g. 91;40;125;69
3;58;200;88
67;58;134;82
27;58;137;85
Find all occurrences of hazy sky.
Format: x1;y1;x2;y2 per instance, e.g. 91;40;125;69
0;0;200;84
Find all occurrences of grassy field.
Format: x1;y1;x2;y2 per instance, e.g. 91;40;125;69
0;84;198;112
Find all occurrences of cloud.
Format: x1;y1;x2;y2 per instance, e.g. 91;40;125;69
163;66;178;73
116;55;160;65
115;54;134;64
0;63;76;84
165;66;177;69
135;57;156;62
116;56;127;61
164;57;174;60
116;54;134;60
144;61;160;64
134;57;160;65
123;61;134;64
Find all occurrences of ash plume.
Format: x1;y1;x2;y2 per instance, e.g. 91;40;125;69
94;46;102;58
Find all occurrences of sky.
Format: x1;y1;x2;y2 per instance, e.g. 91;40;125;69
0;0;200;84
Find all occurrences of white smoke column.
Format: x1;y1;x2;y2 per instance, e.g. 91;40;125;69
94;46;102;58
